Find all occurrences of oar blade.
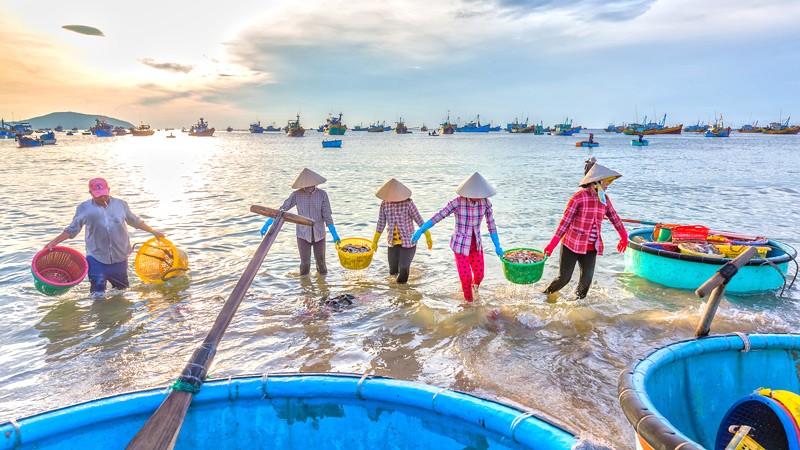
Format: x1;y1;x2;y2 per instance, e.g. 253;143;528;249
126;390;193;450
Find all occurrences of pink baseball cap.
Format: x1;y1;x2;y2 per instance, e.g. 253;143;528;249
88;178;109;196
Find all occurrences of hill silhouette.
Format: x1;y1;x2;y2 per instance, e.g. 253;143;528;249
16;112;134;130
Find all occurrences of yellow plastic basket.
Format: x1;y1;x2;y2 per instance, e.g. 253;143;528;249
335;237;375;270
715;244;770;259
134;237;189;284
677;242;725;259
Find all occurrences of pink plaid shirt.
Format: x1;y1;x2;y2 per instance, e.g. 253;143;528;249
430;197;497;256
553;188;625;255
280;188;333;243
376;199;425;248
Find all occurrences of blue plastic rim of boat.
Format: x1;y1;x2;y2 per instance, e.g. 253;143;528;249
618;334;800;450
624;227;796;293
0;373;577;450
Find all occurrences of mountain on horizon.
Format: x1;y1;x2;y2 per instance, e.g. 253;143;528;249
11;112;134;130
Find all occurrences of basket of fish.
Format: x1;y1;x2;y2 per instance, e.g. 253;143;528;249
336;238;375;270
677;242;725;258
501;248;547;284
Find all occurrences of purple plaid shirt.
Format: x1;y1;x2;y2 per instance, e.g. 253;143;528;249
281;188;333;243
430;197;497;255
375;199;425;248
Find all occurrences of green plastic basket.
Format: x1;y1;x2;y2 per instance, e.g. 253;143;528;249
501;248;547;285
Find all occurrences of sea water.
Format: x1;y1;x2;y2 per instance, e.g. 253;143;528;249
0;130;798;448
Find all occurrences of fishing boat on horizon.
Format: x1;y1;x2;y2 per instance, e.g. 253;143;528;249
249;121;265;133
683;121;709;133
456;115;490;132
17;135;43;147
550;117;578;136
367;121;386;132
394;117;410;134
324;112;347;135
737;120;762;133
506;117;528;132
286;114;305;137
130;123;155;136
89;118;114;137
704;115;731;137
623;114;682;135
438;111;455;135
762;117;800;134
189;118;215;136
39;131;57;144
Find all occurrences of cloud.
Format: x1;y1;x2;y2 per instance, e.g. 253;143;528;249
139;58;194;73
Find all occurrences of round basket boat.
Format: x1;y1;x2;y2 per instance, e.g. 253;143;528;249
133;237;188;284
0;373;577;449
335;237;374;270
501;248;547;284
31;247;88;296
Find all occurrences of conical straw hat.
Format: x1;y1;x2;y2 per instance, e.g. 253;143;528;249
579;163;621;186
292;168;327;189
375;178;412;202
455;172;496;198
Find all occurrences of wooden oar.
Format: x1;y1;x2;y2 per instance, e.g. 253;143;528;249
694;246;757;337
126;206;313;450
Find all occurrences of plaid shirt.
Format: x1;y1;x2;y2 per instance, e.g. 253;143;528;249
553;188;625;255
376;199;425;248
430;197;497;256
281;188;333;243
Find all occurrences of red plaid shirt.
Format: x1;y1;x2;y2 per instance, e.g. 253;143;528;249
376;199;425;248
553;188;625;255
430;197;497;256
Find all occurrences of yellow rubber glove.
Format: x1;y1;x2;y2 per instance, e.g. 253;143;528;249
372;231;382;251
424;230;432;250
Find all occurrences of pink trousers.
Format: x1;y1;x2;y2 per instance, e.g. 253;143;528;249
454;237;484;301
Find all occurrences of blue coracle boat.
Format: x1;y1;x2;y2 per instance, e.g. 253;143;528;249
0;373;577;449
619;333;800;450
631;139;649;146
625;227;796;293
322;139;342;148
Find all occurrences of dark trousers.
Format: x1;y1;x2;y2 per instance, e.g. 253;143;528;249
298;237;327;276
544;245;597;299
387;245;417;283
86;255;130;293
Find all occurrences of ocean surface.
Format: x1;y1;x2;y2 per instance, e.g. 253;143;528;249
1;129;799;448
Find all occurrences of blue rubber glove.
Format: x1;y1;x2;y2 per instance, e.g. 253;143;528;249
260;218;274;236
412;220;435;243
490;232;503;257
327;224;341;244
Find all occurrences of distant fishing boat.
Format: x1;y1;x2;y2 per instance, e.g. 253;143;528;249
737;120;762;133
286;114;305;137
189;118;215;136
511;121;545;134
439;111;455;135
456;115;490;132
394;117;410;134
550;117;578;136
226;126;233;132
367;121;385;132
166;133;176;138
762;117;800;134
623;114;682;135
130;123;155;136
705;115;731;137
506;117;528;132
420;124;428;132
17;135;43;147
683;121;709;133
324;112;347;135
604;123;625;133
265;123;281;132
89;118;113;137
352;123;368;132
39;131;57;145
249;121;264;133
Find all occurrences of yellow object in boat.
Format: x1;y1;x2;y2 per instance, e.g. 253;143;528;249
715;245;770;259
757;388;800;424
677;242;725;258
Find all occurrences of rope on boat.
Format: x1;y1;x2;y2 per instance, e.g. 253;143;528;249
171;378;201;394
356;371;372;400
431;387;450;413
261;373;270;399
734;332;751;352
510;412;534;443
9;418;20;447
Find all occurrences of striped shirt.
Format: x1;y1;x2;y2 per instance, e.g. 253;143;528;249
552;188;624;255
64;198;143;264
430;197;497;256
375;199;425;248
280;188;334;243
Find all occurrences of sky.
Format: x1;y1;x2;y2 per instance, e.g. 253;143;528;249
2;0;800;129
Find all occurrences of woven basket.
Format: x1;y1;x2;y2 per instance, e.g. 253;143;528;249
335;237;375;270
31;247;88;296
501;248;547;284
134;237;189;284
